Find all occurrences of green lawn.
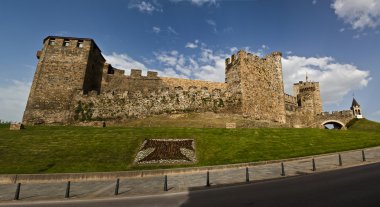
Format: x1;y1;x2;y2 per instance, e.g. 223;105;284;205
0;119;380;174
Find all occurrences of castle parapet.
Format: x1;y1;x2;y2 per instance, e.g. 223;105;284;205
319;110;353;116
124;69;159;79
270;51;282;57
130;69;142;78
114;69;125;75
147;71;158;78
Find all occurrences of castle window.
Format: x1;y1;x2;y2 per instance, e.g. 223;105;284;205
63;39;70;47
77;40;83;48
48;39;55;45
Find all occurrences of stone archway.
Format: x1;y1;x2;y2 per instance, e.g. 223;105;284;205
320;120;346;130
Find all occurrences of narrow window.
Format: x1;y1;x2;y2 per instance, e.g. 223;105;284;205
77;40;83;48
48;39;55;45
63;39;70;47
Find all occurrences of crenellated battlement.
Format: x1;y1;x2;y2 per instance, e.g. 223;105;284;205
319;110;353;116
107;67;159;79
225;50;282;70
130;69;141;77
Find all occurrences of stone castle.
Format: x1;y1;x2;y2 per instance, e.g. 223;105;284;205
22;36;362;129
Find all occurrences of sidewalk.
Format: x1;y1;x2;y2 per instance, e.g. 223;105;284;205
1;146;380;203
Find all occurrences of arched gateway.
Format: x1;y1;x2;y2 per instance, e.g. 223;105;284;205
320;120;346;130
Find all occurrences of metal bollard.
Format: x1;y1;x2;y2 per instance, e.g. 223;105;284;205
65;181;71;198
114;178;120;195
338;154;343;166
164;175;168;191
206;171;210;187
246;167;249;183
14;183;21;200
312;158;316;171
281;162;285;176
362;150;366;162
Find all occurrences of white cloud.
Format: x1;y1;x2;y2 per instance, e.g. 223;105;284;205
230;47;238;53
206;19;217;33
282;55;371;104
55;31;69;36
167;26;179;35
0;80;31;122
194;48;226;81
153;47;226;82
185;40;199;49
312;0;317;5
128;1;162;14
241;46;268;57
104;51;188;78
152;26;161;34
331;0;380;30
104;47;371;107
206;19;216;27
170;0;219;6
103;52;149;75
339;28;345;32
191;0;218;6
154;50;179;67
152;26;179;35
185;42;198;49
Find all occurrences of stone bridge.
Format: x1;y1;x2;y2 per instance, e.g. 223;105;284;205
315;110;354;129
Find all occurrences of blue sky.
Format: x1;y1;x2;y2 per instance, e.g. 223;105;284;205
0;0;379;122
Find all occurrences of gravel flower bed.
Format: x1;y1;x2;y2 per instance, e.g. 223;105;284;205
134;139;196;164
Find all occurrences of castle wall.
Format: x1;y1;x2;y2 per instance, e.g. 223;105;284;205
225;53;243;114
284;93;297;112
102;68;226;93
286;108;316;128
315;110;354;128
70;67;239;122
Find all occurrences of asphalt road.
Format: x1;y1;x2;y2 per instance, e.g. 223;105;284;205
4;162;380;207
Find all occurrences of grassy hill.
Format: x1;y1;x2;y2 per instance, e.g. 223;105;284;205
347;118;380;131
0;118;379;174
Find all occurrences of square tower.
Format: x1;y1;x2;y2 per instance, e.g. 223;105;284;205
225;50;286;123
293;81;323;115
23;36;105;124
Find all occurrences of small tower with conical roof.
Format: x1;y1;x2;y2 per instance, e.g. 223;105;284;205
351;98;363;119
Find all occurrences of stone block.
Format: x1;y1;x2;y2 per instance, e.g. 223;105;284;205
147;71;158;78
10;123;24;130
226;122;236;129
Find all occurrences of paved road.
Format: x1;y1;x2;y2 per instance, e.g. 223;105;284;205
3;162;380;207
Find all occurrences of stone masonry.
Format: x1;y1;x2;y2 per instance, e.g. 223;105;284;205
23;36;359;128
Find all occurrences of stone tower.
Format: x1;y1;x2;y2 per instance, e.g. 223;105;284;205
293;79;323;115
23;36;105;124
225;50;286;123
351;98;363;119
